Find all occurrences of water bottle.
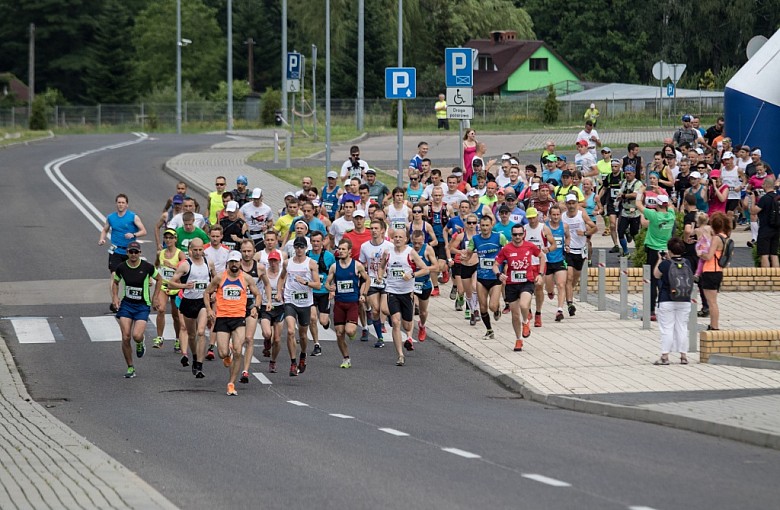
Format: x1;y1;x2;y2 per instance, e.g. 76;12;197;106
631;302;638;319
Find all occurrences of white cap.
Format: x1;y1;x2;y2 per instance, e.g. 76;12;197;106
353;209;366;217
531;183;540;191
722;151;734;160
689;171;702;179
509;158;519;165
565;193;578;202
467;189;480;197
695;148;704;155
225;200;239;212
501;154;511;160
327;171;338;179
657;194;670;204
284;191;296;198
590;103;595;108
251;187;263;199
752;149;762;157
227;250;241;262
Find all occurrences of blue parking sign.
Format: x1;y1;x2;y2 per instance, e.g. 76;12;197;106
445;48;474;88
385;67;416;99
287;52;302;80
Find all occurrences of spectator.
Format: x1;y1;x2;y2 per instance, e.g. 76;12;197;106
707;169;729;217
751;177;780;267
681;194;710;317
653;237;692;365
636;193;677;321
698;212;731;330
584;103;600;127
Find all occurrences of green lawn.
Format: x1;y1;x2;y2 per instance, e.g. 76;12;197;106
0;130;50;146
265;165;398;193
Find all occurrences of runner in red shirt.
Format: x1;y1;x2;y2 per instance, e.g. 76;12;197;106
494;224;546;352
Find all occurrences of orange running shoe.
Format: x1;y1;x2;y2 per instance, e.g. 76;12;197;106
522;320;531;338
223;354;232;367
534;313;542;328
513;339;524;352
226;383;237;396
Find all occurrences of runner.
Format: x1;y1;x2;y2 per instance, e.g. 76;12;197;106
380;230;430;366
174;212;209;252
259;251;286;373
325;239;370;368
307;231;336;357
329;199;356;246
411;229;437;340
111;241;164;378
236;240;273;384
240;188;273;251
464;215;508;339
152;228;185;350
282;237;322;376
385;187;411;239
219;201;248;251
167;239;216;378
597;159;624;253
427;187;453;294
450;213;480;324
445;200;470;305
522;207;556;326
545;204;570;321
562;194;598;317
616;166;643;257
203;225;231;359
359;219;394;347
494;224;546;352
203;251;263;396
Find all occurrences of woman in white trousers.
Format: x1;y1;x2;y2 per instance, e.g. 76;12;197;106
652;237;692;365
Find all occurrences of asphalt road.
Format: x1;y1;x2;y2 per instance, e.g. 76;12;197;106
1;134;779;510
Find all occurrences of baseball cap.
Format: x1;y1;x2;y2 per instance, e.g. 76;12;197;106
624;165;636;173
740;145;751;152
657;194;670;204
451;168;464;176
682;114;692;122
293;236;308;249
172;194;184;205
225;200;239;212
576;140;588;147
251;187;262;199
365;168;377;174
695;148;705;155
236;175;248;185
353;209;366;217
497;188;506;195
267;251;281;261
509;158;520;166
565;194;578;203
544;155;558;163
504;191;517;200
127;241;142;251
561;170;572;178
721;151;734;160
709;169;721;178
752;149;762;157
531;183;540;191
327;171;338;179
611;158;621;165
601;147;612;153
498;205;511;214
472;159;483;167
164;228;177;237
525;207;538;218
467;189;480;197
284;191;297;199
501;154;511;161
558;154;567;162
689;171;702;179
227;250;241;262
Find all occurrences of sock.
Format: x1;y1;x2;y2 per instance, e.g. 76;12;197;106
567;301;573;306
300;352;307;361
620;238;628;252
481;312;492;331
470;294;478;312
373;319;383;339
291;358;297;364
535;311;541;316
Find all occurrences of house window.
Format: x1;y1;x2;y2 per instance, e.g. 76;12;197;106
529;58;548;71
478;56;497;71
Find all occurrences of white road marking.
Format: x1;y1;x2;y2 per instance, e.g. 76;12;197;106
81;316;120;342
329;414;354;419
11;318;55;344
252;373;273;385
251;356;261;364
521;474;571;487
287;400;309;407
378;428;409;437
441;447;481;459
629;507;658;510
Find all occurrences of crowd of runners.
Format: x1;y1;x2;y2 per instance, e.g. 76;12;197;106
99;114;779;393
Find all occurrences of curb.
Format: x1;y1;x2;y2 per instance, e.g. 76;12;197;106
0;130;55;149
163;160;210;199
424;322;780;451
708;354;780;371
307;132;369;159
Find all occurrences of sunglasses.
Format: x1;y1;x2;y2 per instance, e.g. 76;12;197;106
413;210;423;214
128;249;140;254
351;154;360;157
466;221;477;225
163;235;175;239
512;233;524;237
215;182;225;186
410;177;419;181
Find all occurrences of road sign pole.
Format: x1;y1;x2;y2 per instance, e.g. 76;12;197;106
396;0;403;188
281;0;287;123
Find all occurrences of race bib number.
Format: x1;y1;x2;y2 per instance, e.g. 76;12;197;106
582;245;589;259
193;281;208;291
293;291;309;305
610;188;620;199
336;280;354;294
271;290;278;302
161;267;175;279
479;258;494;270
370;277;385;289
370;195;379;204
108;244;117;255
125;286;143;299
409;195;420;203
414;281;424;295
323;201;335;213
392;221;406;230
553;236;564;247
389;268;406;279
224;241;236;250
223;287;241;300
511;270;528;282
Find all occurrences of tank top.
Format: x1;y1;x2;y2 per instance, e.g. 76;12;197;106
428;205;449;242
387;204;410;232
459;231;477;266
384;246;416;294
321;185;340;220
334;259;360;303
562;210;586;254
525;223;546;250
691;185;709;212
158;248;182;295
215;273;247;318
284;257;314;307
470;232;503;281
546;221;565;263
414;245;433;295
261;271;284;307
182;258;210;299
583;192;597;220
208;191;223;225
408;221;432;244
407;184;424;204
702;236;724;273
107;211;137;254
242;260;260;304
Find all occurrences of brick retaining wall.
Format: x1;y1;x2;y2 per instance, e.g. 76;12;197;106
700;330;780;363
586;267;780;293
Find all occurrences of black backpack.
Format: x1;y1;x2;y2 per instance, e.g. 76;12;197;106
717;234;735;268
768;193;780;229
667;258;694;302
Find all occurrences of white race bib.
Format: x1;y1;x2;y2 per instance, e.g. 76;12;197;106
414;281;424;295
370;276;385;289
511;270;528;282
336;280;354;294
293;291;309;305
479;258;494;270
223;287;241;300
125;286;143;299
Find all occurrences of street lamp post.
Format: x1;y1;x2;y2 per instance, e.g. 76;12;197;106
325;0;331;176
176;0;182;134
227;0;233;131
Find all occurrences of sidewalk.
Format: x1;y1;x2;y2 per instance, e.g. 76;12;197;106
0;337;177;509
166;138;780;451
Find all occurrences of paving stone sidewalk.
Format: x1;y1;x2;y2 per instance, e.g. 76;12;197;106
167;138;780;451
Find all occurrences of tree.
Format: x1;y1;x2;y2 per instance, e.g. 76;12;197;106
132;0;225;96
83;0;137;103
542;84;558;124
29;95;48;130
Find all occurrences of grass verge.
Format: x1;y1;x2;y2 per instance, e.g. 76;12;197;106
0;130;50;146
265;165;398;192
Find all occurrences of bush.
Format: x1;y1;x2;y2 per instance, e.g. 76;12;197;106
29;96;47;130
542;84;559;124
629;210;685;267
260;87;282;125
389;100;407;128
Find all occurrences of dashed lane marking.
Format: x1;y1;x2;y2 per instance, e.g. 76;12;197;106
252;373;273;385
287;400;309;407
328;414;354;419
521;474;572;487
378;428;409;437
441;447;481;459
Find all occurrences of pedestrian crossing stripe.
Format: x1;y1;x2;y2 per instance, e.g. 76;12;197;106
10;318;55;344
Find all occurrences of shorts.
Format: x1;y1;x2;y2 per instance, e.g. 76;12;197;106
178;297;206;320
108;252;129;273
699;271;723;291
505;282;535;303
312;293;331;314
606;202;619;217
387;293;414;322
452;262;463;278
260;304;285;324
251;237;266;252
460;264;478;279
756;232;780;256
726;199;740;212
433;243;447;262
333;300;360;325
545;260;567;275
284;303;311;327
566;252;585;272
116;300;151;322
367;285;385;296
477;278;502;291
415;286;432;301
245;300;257;319
213;317;246;333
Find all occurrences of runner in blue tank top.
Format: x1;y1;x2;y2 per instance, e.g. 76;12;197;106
411;230;437;342
544;204;570;322
464;216;507;340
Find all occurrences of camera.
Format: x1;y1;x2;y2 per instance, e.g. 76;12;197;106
659;251;667;259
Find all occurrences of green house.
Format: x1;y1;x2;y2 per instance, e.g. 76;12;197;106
464;31;581;96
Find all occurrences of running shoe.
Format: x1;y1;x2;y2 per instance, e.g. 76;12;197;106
650;314;657;322
483;329;495;340
464;308;471;320
360;329;369;342
191;361;197;376
626;234;633;244
226;383;238;396
240;371;250;384
609;245;620;254
534;313;542;328
180;355;189;367
136;339;145;358
494;309;501;321
374;339;385;348
404;338;414;351
223;354;232;367
697;308;710;318
441;271;450;284
298;356;307;374
269;361;277;373
431;287;440;297
340;358;352;369
568;304;576;317
311;343;322;356
173;339;181;353
124;366;136;378
206;346;215;361
450;287;458;300
263;338;271;355
195;369;205;379
152;336;163;349
513;339;524;352
289;362;299;376
469;315;477;326
417;322;427;341
547;291;554;300
502;304;510;314
396;355;405;366
522;321;531;339
382;325;387;334
455;299;463;312
555;310;564;322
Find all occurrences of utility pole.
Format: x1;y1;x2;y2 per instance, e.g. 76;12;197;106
28;23;35;119
396;0;403;187
176;0;182;134
227;0;234;131
245;38;255;91
325;0;331;177
282;0;288;123
356;0;364;131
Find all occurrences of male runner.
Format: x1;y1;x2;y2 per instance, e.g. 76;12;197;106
282;237;321;376
562;194;597;317
522;207;556;327
260;251;286;373
307;231;336;356
237;240;272;384
411;229;437;342
464;216;507;339
359;219;394;347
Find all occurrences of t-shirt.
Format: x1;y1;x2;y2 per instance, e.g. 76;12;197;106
442;190;468;206
657;257;692;303
175;227;210;252
576;128;600;155
114;260;158;306
368;181;390;204
422;183;445;200
757;192;780;233
329;217;355;245
343;229;373;260
574;152;598;176
642;208;677;250
240;202;273;234
168;212;208;230
307;249;336;295
273;214;296;240
340;159;370;182
495;242;542;284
